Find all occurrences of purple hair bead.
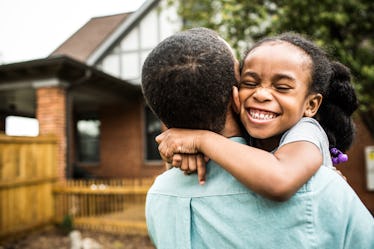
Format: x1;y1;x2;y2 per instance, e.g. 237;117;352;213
330;147;348;165
330;148;339;155
332;157;340;165
338;153;348;163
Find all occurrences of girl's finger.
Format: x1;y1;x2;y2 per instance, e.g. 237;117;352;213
155;132;165;144
188;154;197;172
197;154;206;185
180;154;189;171
172;154;182;168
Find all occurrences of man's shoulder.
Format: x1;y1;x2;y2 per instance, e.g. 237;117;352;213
148;164;251;197
148;168;189;194
311;166;366;205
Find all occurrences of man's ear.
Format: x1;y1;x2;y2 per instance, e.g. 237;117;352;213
232;86;240;114
304;93;323;117
234;59;240;83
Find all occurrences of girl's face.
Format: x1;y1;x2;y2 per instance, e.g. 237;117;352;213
236;41;319;141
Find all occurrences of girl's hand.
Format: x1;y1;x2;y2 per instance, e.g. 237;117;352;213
156;128;207;184
173;153;207;185
156;128;204;158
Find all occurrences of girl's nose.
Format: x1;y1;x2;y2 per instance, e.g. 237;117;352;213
253;87;273;102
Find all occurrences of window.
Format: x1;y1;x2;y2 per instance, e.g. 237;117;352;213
145;107;162;161
76;119;100;163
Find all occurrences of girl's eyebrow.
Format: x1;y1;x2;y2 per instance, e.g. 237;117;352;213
241;70;260;81
242;71;296;83
271;73;296;83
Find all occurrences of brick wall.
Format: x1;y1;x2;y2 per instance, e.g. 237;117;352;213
76;100;164;178
36;86;67;180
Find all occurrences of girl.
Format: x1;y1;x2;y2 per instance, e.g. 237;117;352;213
156;32;358;201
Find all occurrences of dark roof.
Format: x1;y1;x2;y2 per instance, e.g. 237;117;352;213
0;56;141;116
50;13;131;63
0;55;136;90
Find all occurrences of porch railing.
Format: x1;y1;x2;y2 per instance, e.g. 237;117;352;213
53;178;155;235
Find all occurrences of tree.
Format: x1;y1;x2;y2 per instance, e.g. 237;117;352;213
168;0;374;111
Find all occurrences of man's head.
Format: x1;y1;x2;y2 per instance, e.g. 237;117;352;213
141;27;238;133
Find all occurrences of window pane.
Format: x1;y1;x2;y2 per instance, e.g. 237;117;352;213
145;107;162;161
77;119;100;163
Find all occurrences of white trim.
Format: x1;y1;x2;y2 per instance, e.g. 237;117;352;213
0;78;69;90
32;78;69;88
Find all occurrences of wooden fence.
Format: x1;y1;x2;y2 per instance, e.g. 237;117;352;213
0;133;155;239
53;178;155;235
0;134;58;239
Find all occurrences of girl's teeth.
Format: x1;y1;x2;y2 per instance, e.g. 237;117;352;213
250;110;276;120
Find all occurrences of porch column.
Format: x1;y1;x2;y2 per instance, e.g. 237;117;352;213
34;79;68;180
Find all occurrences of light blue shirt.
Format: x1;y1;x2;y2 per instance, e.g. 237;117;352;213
146;121;374;249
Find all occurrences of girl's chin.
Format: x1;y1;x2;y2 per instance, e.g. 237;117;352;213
246;124;274;139
248;132;271;140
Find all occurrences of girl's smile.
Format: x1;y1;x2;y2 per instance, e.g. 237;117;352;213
247;108;279;122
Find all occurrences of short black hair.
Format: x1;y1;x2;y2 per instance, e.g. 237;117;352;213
243;32;359;152
141;27;237;133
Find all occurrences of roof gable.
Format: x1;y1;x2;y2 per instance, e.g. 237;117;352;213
88;0;181;84
50;13;130;63
86;0;159;65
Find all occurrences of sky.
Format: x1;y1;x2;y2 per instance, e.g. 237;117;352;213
0;0;146;64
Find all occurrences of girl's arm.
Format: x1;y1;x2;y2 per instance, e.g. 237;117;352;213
156;128;322;201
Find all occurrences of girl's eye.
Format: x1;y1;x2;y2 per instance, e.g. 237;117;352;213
275;85;292;92
240;81;258;88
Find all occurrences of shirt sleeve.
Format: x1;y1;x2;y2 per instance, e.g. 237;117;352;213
278;117;333;168
280;118;324;147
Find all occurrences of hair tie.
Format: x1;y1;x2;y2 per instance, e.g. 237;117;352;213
330;147;348;165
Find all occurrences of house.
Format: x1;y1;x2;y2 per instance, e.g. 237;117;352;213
0;0;373;213
0;0;180;180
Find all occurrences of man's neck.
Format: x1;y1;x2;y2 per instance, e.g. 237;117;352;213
220;110;242;138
